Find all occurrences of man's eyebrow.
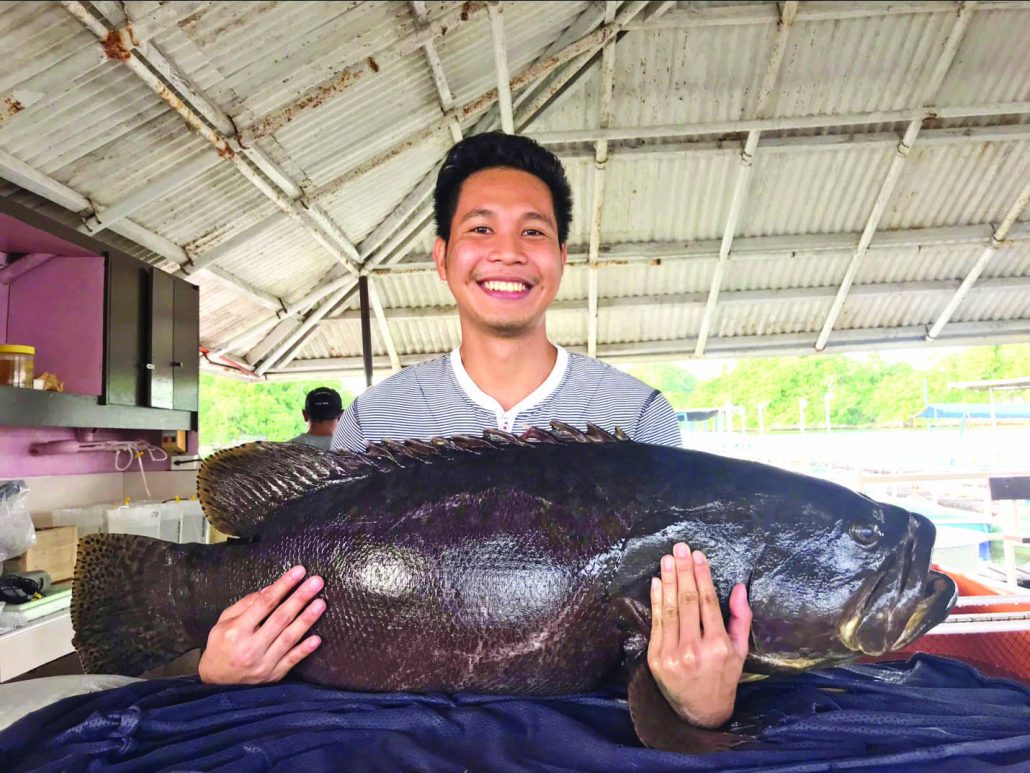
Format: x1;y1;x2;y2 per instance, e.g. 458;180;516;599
523;211;556;228
457;208;556;228
459;208;494;223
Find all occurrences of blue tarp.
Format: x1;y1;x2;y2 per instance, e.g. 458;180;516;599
917;403;1030;420
1;655;1027;772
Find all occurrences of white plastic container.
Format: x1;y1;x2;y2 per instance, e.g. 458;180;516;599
51;505;107;536
106;503;162;539
178;500;207;544
159;502;182;543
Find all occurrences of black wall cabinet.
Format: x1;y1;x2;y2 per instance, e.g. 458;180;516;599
0;197;198;430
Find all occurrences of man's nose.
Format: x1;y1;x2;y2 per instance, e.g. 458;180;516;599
490;231;527;263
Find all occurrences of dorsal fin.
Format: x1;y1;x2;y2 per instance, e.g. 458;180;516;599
197;421;628;536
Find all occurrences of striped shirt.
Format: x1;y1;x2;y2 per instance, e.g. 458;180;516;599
331;346;682;452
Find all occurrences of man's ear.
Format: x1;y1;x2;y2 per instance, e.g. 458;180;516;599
432;237;448;280
560;242;568;272
302;410;309;422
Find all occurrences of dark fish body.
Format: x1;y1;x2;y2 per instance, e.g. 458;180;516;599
73;424;956;751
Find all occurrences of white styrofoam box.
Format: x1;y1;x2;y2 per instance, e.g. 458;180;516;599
179;500;207;544
159;502;182;543
106;504;162;539
50;505;107;536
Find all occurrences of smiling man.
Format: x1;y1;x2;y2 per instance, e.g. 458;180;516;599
198;133;752;733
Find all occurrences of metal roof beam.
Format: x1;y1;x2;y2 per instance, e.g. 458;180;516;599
263;319;1030;379
372;222;1030;276
367;277;401;372
325;276;1030;322
695;1;796;355
627;1;1022;30
587;1;620;357
81;150;222;234
529;101;1030;145
695;131;759;355
816;2;977;350
0;149;283;310
816;119;922;350
238;2;490;145
409;1;462;143
551;122;1030;161
927;181;1030;340
487;2;515;134
307;1;650;204
61;0;363;277
255;211;435;374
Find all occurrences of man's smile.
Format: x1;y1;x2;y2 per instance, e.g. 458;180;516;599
477;278;533;298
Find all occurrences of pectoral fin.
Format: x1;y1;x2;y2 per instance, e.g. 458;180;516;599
627;662;746;755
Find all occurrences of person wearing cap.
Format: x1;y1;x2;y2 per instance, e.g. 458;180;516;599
290;387;344;450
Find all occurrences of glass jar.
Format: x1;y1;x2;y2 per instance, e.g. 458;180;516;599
0;344;35;387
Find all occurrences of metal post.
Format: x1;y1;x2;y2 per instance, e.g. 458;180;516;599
358;276;374;388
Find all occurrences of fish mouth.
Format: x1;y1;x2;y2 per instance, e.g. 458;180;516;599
837;513;957;656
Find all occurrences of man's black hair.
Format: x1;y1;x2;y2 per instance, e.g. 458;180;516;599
434;131;573;245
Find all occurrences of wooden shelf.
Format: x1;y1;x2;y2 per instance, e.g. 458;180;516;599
0;388;194;431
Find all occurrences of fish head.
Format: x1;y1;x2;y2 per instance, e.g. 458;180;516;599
745;491;956;673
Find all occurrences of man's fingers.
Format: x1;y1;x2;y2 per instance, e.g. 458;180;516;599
266;596;327;663
660;553;680;653
217;591;260;622
673;542;700;644
649;576;663;638
693;551;725;635
238;566;308;629
270;635;322;683
255;574;325;648
727;583;753;658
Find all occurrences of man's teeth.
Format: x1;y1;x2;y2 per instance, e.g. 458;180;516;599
482;280;528;293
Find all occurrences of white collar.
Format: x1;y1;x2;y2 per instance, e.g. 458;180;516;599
450;344;569;423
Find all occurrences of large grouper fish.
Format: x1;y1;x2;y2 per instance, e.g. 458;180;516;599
72;422;956;753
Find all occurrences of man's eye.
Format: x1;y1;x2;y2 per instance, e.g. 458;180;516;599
524;229;544;237
469;226;491;234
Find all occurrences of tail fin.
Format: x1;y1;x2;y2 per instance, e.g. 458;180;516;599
72;534;198;676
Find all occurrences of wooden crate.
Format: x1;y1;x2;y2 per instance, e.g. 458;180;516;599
3;525;78;582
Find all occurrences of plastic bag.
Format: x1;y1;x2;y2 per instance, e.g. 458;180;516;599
0;480;35;563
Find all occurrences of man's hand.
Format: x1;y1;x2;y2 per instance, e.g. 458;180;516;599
647;542;752;729
198;565;326;685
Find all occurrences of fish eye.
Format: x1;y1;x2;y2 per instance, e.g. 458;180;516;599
849;521;883;547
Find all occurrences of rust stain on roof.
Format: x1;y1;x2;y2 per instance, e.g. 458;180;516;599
3;96;24;117
101;27;139;61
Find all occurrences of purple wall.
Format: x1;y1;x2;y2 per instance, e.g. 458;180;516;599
7;256;104;395
0;426;172;478
0;274;7;342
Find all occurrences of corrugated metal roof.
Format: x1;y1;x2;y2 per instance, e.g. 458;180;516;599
0;0;1027;376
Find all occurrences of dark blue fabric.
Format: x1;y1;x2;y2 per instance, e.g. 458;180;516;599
1;655;1027;772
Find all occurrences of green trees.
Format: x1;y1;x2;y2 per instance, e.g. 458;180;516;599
629;344;1029;430
199;375;353;450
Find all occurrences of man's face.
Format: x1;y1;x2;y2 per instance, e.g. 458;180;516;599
433;167;567;338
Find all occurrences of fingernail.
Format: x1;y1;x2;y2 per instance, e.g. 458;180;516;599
289;566;306;579
651;577;661;594
673;543;689;559
693;550;706;564
661;555;674;571
308;636;321;651
310;599;326;614
305;576;324;592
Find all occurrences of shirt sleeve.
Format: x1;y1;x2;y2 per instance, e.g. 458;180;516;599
635;391;682;448
331;400;366;452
